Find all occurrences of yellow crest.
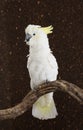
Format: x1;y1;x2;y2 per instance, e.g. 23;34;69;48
40;25;53;34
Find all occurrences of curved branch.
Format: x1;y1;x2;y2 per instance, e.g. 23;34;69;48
0;80;83;120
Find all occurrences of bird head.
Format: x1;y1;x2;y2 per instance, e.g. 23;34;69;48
25;24;53;47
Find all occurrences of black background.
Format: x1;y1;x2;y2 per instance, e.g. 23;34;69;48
0;0;82;130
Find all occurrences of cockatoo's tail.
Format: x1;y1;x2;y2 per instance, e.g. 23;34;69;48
25;24;58;120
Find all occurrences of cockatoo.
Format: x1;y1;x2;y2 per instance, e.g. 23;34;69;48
25;24;58;120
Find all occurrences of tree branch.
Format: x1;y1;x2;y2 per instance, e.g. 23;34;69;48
0;80;83;120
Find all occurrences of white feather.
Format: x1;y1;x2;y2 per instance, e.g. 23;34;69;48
25;25;58;120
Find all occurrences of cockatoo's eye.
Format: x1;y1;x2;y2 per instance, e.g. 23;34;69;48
33;33;36;36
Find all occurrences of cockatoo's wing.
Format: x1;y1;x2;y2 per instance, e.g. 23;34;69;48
27;53;58;89
44;53;58;82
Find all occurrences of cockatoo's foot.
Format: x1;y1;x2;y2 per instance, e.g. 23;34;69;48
46;80;49;84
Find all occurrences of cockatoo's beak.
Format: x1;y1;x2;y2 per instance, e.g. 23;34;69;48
25;33;32;42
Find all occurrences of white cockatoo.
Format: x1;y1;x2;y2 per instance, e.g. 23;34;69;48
25;24;58;120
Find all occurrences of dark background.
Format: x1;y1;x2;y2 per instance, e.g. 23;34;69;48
0;0;82;130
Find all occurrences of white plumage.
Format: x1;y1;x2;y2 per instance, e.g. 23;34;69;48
25;24;58;120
